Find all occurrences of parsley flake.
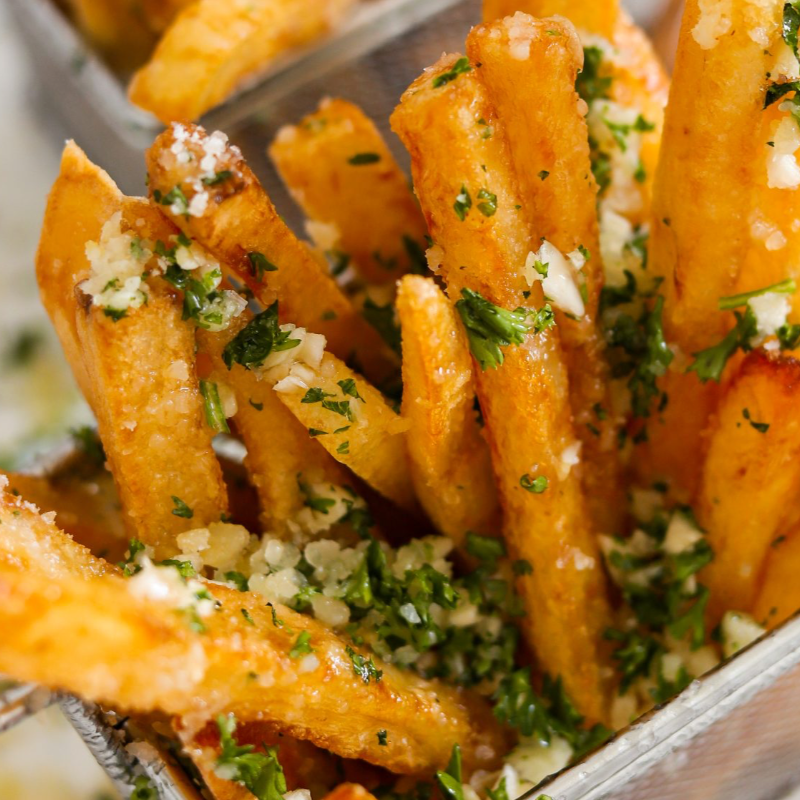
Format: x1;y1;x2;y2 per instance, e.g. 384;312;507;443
433;57;472;88
346;645;383;683
171;496;193;519
222;302;300;370
348;152;381;165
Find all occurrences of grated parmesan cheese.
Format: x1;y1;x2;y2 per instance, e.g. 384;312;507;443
766;116;800;189
525;241;585;317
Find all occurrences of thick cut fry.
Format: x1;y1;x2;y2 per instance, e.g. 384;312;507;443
650;0;784;353
752;524;800;629
63;0;157;70
272;353;416;512
392;57;612;722
323;785;378;800
699;352;800;619
396;275;499;544
129;0;358;122
467;15;622;534
270;98;428;286
0;482;114;580
36;143;228;558
196;314;351;534
0;508;508;776
146;123;396;384
482;0;619;39
1;469;127;562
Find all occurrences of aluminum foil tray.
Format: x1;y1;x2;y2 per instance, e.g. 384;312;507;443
6;0;800;797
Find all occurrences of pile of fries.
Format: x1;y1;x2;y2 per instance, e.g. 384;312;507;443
6;0;800;796
61;0;364;121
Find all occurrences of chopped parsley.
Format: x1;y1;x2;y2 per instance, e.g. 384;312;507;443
520;474;548;493
362;298;402;355
435;744;463;800
477;188;497;217
289;631;315;658
322;399;354;420
742;407;769;433
348;152;381;165
465;532;506;567
432;57;472;88
200;380;230;434
337;378;364;401
247;252;278;281
153;185;189;216
302;388;335;403
576;46;612;105
337;441;351;455
538;170;550;180
453;185;472;221
131;776;156;800
222;302;300;370
202;170;233;186
377;729;388;745
786;0;800;59
455;288;553;370
346;645;384;683
249;400;264;411
308;428;327;437
718;278;795;310
70;426;106;466
171;496;194;519
215;714;287;800
241;608;255;625
225;571;249;591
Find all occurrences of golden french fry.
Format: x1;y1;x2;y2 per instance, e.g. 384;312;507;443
137;0;196;33
0;482;114;580
129;0;358;122
392;56;612;722
196;314;351;534
0;469;127;563
63;0;157;70
752;524;800;629
322;785;378;800
0;505;508;776
482;0;619;39
36;143;229;558
269;98;428;286
396;275;499;544
699;352;800;620
271;353;416;513
145;123;397;385
467;15;623;534
650;0;783;353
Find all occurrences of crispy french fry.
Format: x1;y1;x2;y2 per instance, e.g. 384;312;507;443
650;0;783;353
392;57;612;722
699;352;800;619
0;469;127;563
0;481;114;580
36;143;229;558
467;15;623;534
271;353;416;513
129;0;358;122
196;314;352;534
145;123;397;385
63;0;157;70
396;275;499;544
0;507;508;776
482;0;619;39
752;523;800;629
269;98;428;286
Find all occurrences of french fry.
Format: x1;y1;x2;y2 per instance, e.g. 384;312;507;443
752;523;800;629
0;481;114;580
36;143;229;558
129;0;358;122
271;353;416;513
0;469;127;563
63;0;157;70
137;0;197;33
396;275;499;544
269;98;428;286
0;509;508;776
482;0;619;39
650;0;783;353
392;57;612;722
145;123;397;385
699;352;800;620
323;785;378;800
196;314;352;534
467;15;623;534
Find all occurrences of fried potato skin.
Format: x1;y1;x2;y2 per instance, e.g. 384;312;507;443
392;58;612;722
269;98;428;286
273;353;416;512
397;275;499;544
146;124;396;385
196;314;350;533
0;470;127;563
0;554;508;775
467;15;623;534
482;0;619;38
37;143;228;557
129;0;358;122
752;524;800;629
699;352;800;619
650;0;783;354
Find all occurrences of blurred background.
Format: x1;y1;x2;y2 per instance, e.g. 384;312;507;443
0;0;678;796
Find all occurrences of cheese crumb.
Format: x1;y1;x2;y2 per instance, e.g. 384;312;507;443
525;241;585;317
692;0;732;49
